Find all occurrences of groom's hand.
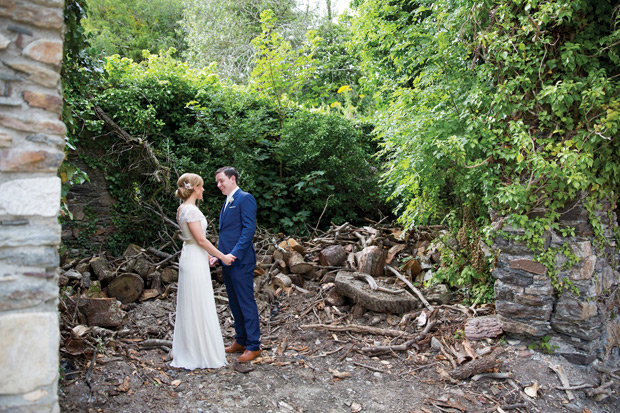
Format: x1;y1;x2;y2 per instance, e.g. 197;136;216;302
209;256;219;267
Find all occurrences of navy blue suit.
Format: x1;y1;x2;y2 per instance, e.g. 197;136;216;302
217;189;260;351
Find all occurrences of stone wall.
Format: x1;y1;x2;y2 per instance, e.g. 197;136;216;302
493;199;620;365
0;1;65;411
61;152;117;250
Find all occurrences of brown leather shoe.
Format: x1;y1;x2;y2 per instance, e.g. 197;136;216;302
225;342;246;354
237;350;261;362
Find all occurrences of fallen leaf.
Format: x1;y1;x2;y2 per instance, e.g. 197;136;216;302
524;382;539;398
170;379;181;387
117;377;130;392
328;368;351;379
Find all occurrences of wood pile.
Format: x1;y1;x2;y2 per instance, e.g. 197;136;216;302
57;221;617;410
58;221;507;379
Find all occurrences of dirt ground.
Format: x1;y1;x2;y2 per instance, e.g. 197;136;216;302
58;277;618;413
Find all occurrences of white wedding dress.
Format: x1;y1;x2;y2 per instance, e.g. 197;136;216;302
171;204;227;370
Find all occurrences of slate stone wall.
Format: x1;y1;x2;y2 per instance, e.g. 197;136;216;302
493;199;620;365
0;1;65;411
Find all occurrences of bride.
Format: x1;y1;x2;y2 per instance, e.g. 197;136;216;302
171;173;235;370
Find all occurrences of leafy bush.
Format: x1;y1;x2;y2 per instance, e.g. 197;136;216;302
351;0;620;300
64;50;385;252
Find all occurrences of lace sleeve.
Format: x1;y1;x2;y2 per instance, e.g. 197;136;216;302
178;205;204;224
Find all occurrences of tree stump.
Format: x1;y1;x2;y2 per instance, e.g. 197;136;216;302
357;246;385;277
319;245;346;267
107;273;144;304
77;297;124;327
334;271;419;314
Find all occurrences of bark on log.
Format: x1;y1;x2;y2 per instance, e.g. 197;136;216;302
148;270;163;291
319;245;347;267
448;350;502;380
287;251;313;274
107;273;144;304
89;256;115;284
123;244;155;278
161;267;178;283
288;273;305;287
77;297;124;327
464;315;503;340
335;271;419;314
357;246;385;276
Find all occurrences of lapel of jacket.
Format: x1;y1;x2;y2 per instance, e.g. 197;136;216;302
219;202;226;227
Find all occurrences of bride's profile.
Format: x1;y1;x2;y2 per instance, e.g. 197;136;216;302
171;173;234;370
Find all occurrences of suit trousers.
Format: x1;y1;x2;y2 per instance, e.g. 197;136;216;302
222;263;260;351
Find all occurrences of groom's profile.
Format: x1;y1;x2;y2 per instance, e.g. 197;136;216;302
213;166;261;362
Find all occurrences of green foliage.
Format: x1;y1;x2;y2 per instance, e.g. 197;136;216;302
83;0;186;61
528;335;558;354
181;0;308;83
250;9;324;110
351;0;620;300
61;0;96;218
66;50;385;251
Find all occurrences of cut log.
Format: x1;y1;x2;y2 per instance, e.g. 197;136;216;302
287;251;313;274
161;267;178;284
357;246;385;277
123;244;155;278
335;271;419;314
448;350;502;380
77;297;124;327
464;315;503;340
272;273;292;289
287;238;306;254
107;273;144;304
147;270;163;291
89;256;115;284
319;245;346;267
257;254;273;266
288;273;305;288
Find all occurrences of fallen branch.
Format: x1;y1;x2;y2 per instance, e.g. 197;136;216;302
549;364;575;401
385;265;434;312
359;320;436;355
300;323;413;339
448;349;502;380
353;272;377;290
471;372;512;381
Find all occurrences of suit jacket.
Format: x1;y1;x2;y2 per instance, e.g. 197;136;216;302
218;189;257;266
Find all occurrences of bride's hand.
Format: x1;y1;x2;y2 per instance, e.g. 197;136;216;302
221;254;236;266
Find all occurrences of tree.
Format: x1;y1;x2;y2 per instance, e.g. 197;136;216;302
249;9;323;111
181;0;312;83
84;0;186;61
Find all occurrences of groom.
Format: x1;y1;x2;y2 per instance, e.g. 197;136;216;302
212;166;261;362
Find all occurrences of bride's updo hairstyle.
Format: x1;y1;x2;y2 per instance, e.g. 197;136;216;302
176;173;204;200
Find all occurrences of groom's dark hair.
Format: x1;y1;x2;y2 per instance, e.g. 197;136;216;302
215;166;239;183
